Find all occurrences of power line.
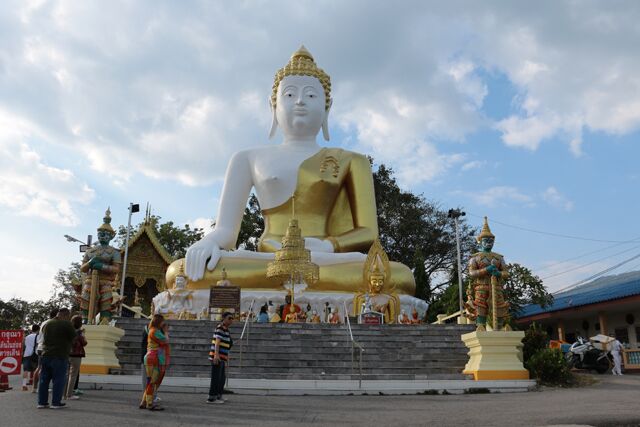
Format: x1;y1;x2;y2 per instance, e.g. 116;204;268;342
541;244;640;280
468;213;633;243
553;251;640;294
534;237;640;273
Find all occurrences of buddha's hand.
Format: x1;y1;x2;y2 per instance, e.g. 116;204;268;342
185;235;221;281
304;237;334;253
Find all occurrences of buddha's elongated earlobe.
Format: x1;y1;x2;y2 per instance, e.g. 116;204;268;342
268;100;278;140
322;99;332;141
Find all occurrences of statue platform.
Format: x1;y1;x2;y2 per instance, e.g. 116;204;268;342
153;289;428;320
80;325;125;375
461;330;529;381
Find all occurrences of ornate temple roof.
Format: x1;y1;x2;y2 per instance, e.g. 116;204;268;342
125;220;174;266
518;270;640;319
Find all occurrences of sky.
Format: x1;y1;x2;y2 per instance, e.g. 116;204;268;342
1;0;640;302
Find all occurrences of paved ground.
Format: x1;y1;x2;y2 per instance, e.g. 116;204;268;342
1;374;639;427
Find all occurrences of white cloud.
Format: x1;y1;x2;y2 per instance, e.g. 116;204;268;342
542;186;574;212
461;160;486;172
463;186;535;208
188;217;214;235
0;109;95;226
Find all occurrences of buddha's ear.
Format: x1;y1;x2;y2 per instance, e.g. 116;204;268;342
268;98;278;140
322;98;332;141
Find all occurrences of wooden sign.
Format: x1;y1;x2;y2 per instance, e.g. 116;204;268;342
209;286;241;315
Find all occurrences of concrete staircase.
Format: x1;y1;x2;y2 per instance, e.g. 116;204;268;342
114;318;474;381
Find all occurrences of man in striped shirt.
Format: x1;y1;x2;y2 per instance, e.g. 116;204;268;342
207;312;234;404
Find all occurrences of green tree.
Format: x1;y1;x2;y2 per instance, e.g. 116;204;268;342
502;263;554;318
116;215;204;259
50;262;81;312
236;194;264;251
372;162;476;299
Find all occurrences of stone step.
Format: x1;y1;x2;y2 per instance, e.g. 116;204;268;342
114;317;472;380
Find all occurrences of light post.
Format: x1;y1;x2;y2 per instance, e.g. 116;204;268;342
119;203;140;316
64;234;92;252
447;208;466;323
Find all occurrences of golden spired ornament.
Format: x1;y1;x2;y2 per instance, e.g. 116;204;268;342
266;197;320;286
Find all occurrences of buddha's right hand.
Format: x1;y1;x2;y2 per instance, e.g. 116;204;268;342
185;236;221;281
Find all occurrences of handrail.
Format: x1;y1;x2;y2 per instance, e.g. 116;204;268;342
240;299;255;340
343;302;364;389
238;299;255;370
120;303;151;319
431;310;463;324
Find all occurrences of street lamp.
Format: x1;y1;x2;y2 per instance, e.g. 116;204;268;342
63;234;92;252
119;203;140;316
447;208;466;323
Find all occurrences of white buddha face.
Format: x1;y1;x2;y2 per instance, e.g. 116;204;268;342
174;275;187;290
276;75;327;139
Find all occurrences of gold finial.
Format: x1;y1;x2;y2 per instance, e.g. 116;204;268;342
97;207;115;234
177;259;185;277
271;45;332;111
476;216;495;242
221;267;227;280
292;195;296;218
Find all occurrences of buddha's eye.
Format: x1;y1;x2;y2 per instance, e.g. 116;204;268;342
308;94;315;98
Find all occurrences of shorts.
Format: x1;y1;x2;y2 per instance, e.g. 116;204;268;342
23;355;38;372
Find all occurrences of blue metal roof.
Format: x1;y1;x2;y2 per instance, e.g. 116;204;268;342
518;270;640;318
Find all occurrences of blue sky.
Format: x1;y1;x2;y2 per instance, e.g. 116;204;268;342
1;1;640;301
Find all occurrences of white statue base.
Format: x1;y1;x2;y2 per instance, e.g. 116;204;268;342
153;289;428;321
461;330;529;381
80;325;125;375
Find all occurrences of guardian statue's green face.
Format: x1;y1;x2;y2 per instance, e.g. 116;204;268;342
98;230;115;245
479;237;494;252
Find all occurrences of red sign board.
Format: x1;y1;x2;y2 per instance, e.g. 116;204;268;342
0;330;24;375
362;313;383;325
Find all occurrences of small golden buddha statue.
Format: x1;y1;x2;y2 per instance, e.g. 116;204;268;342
353;239;400;324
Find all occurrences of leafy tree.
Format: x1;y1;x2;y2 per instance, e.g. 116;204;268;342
502;263;554;318
236;194;264;251
116;215;204;259
0;298;55;330
50;262;82;312
372;162;476;299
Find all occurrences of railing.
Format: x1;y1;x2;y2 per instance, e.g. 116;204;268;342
431;310;467;325
343;302;364;388
120;303;151;319
237;299;255;370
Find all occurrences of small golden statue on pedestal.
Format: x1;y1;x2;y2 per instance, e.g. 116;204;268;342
353;239;400;324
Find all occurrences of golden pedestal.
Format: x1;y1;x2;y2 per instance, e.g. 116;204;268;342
80;325;125;374
461;331;529;381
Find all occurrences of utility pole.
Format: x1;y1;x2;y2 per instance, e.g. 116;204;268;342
448;208;466;324
119;202;139;316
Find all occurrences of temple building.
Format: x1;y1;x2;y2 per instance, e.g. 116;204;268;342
119;217;173;316
517;270;640;363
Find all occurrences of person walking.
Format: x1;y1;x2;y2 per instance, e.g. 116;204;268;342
140;315;170;410
22;325;40;391
611;335;624;375
207;312;233;404
32;308;59;393
65;315;87;400
37;308;76;409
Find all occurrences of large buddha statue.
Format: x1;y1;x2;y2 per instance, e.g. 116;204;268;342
162;46;423;316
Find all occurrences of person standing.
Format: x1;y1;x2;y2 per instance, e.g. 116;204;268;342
37;308;76;409
611;335;624;375
207;312;233;404
140;315;170;410
256;305;269;323
32;308;59;393
65;315;87;400
22;325;40;391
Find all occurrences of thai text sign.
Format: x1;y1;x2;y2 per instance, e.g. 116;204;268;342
359;312;383;325
0;330;24;375
209;286;241;314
